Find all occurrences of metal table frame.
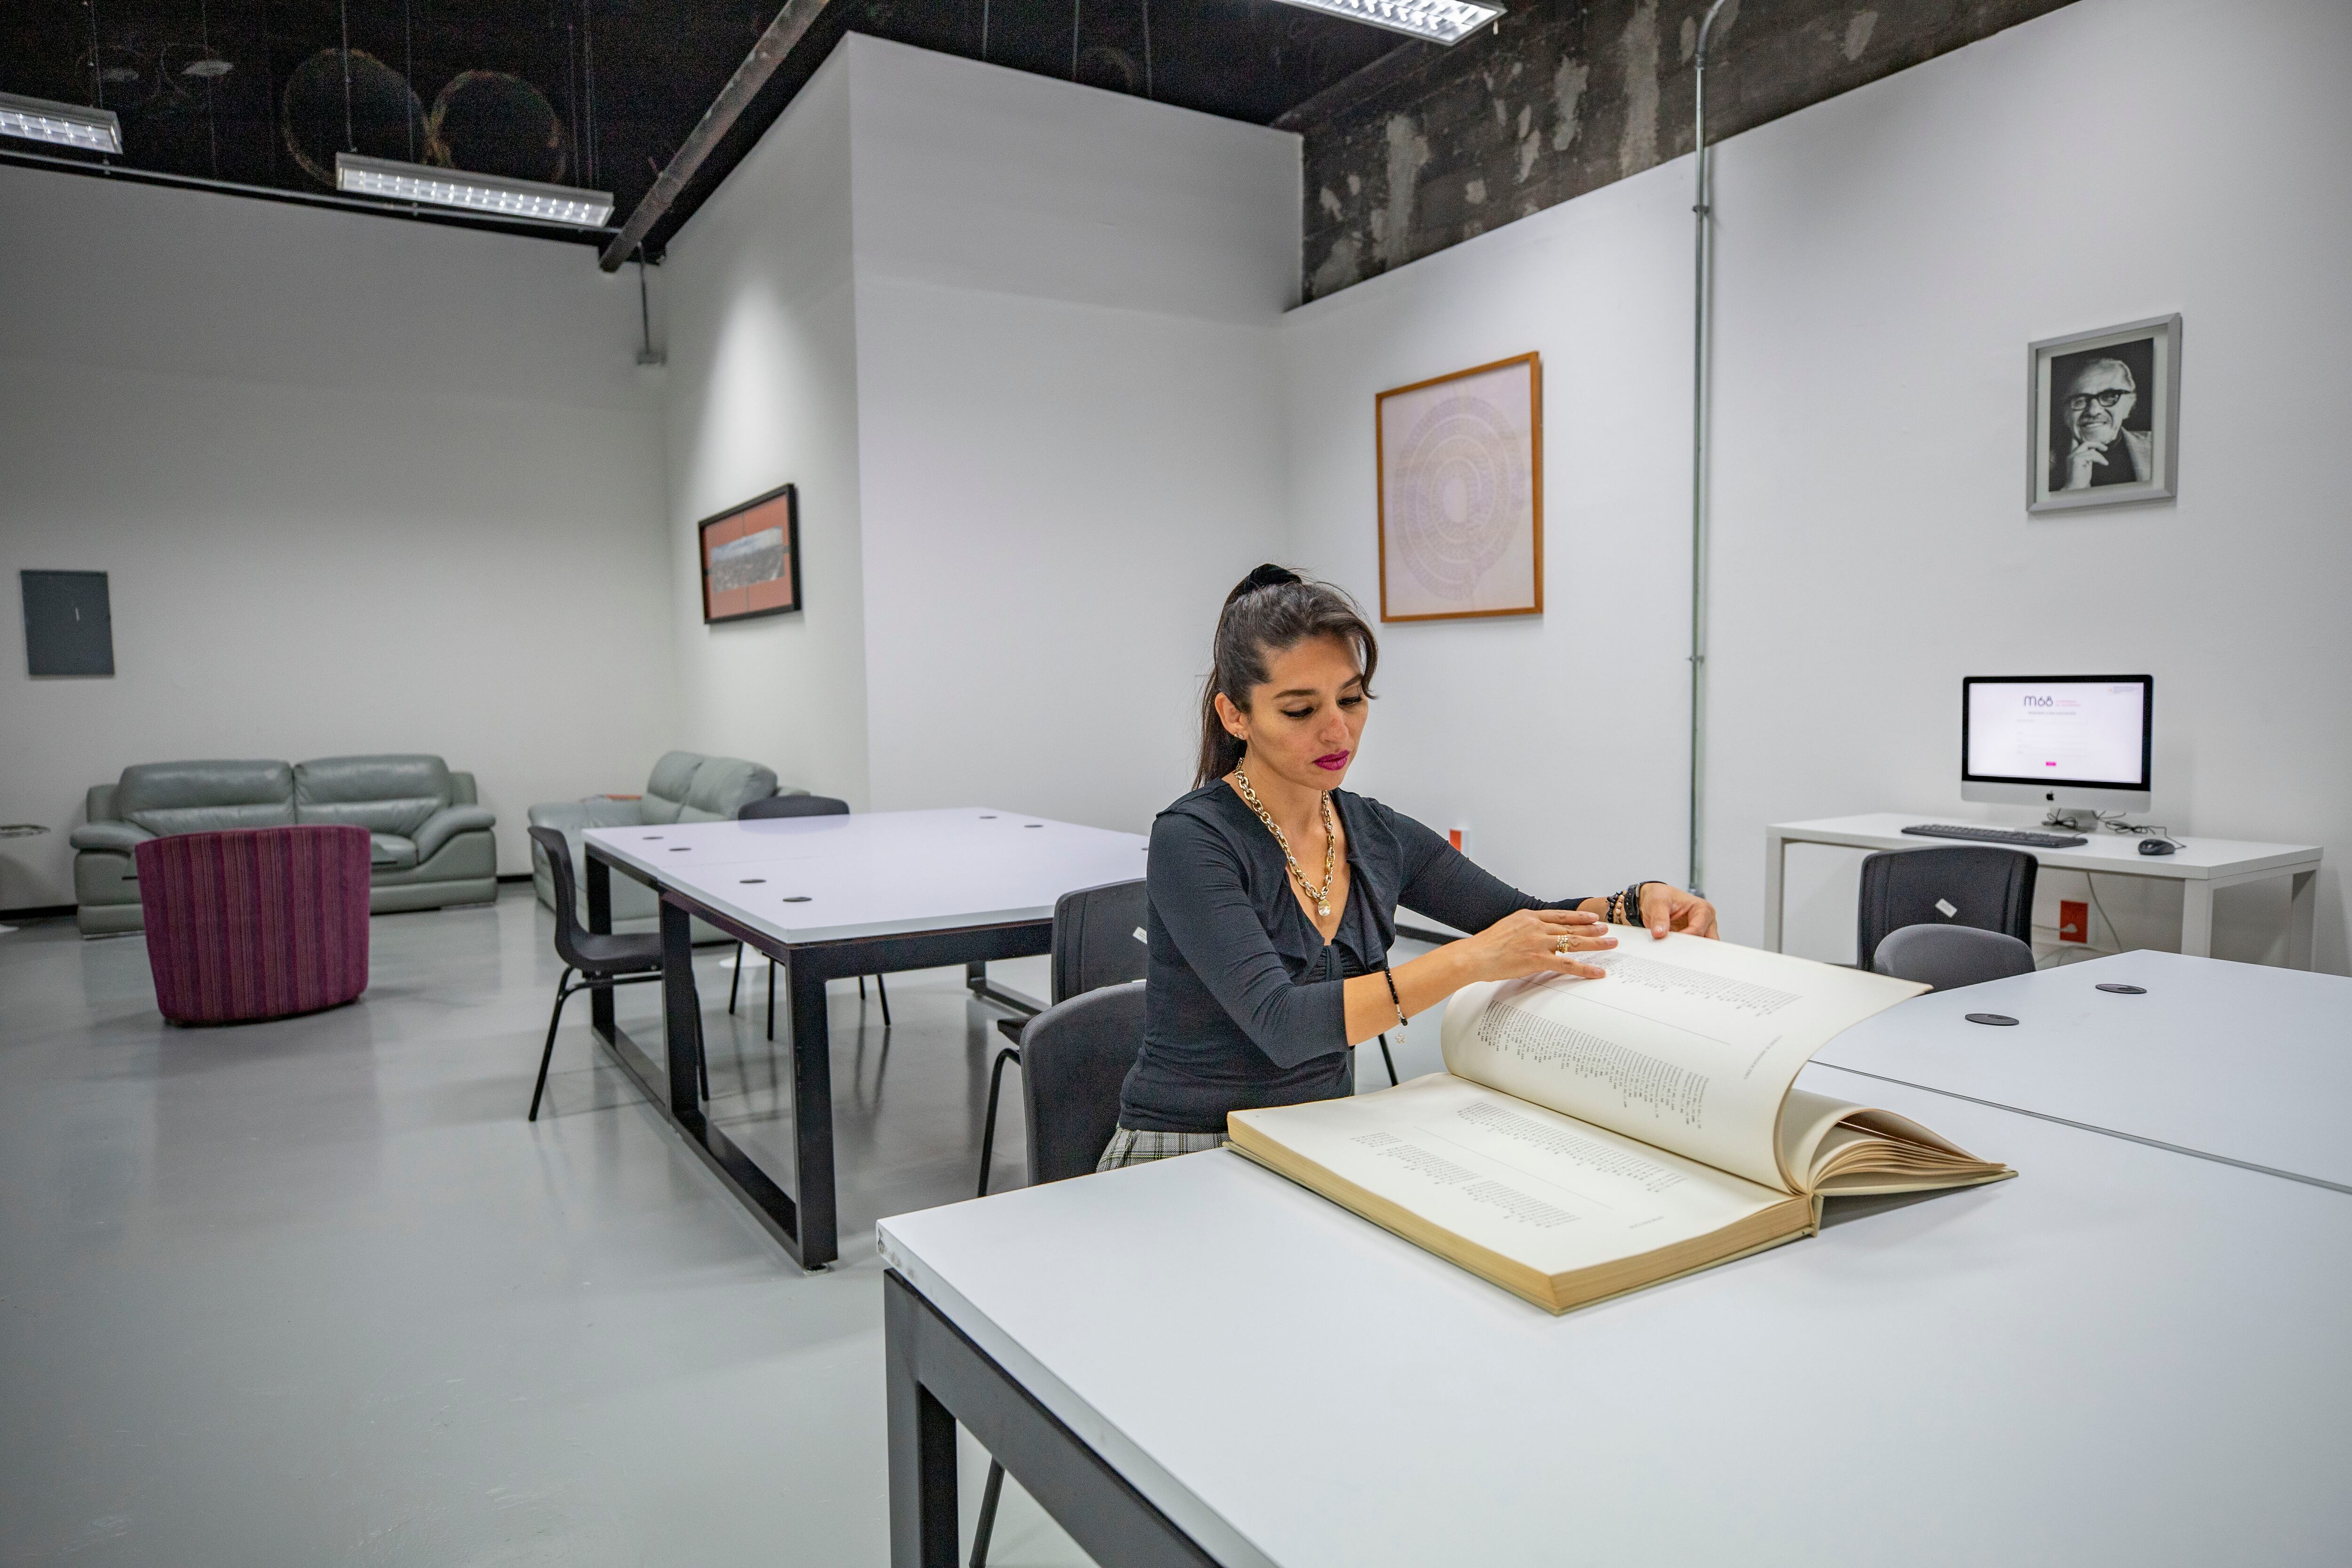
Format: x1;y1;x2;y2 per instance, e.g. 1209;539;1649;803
885;1268;1213;1568
583;846;1047;1269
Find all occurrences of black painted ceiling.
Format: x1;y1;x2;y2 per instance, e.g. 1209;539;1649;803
0;0;1407;253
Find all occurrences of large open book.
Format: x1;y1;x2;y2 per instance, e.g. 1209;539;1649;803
1227;935;2011;1313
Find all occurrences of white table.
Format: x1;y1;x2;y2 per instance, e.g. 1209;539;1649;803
1813;950;2352;1193
1763;812;2322;966
880;1070;2352;1567
581;808;1148;1266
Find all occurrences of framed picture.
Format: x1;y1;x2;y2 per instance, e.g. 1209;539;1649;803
2028;314;2181;513
699;484;802;623
1376;352;1542;622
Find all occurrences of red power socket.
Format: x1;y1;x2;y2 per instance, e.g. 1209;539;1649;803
2058;899;2089;945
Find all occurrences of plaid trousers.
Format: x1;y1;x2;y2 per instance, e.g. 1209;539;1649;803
1096;1126;1229;1171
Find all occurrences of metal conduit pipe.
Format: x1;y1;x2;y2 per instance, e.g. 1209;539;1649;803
599;0;836;271
1688;0;1733;896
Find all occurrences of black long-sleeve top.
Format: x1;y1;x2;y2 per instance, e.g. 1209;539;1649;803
1118;782;1591;1134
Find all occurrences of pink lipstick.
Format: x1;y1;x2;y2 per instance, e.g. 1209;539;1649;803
1313;750;1351;772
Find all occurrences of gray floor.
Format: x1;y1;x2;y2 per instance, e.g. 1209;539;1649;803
4;887;1308;1567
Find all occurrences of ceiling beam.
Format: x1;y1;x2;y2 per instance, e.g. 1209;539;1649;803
599;0;837;271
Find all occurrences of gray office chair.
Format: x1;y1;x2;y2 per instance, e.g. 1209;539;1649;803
527;825;689;1120
970;980;1146;1568
1872;923;2037;991
727;795;891;1035
1858;846;2036;973
976;879;1148;1196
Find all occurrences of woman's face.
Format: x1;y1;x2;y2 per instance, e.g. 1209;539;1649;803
1217;634;1369;794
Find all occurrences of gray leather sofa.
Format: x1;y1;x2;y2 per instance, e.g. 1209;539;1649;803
527;751;793;936
72;756;498;936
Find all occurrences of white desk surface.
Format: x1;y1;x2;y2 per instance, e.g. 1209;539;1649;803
1769;812;2320;880
582;808;1150;945
1814;951;2352;1192
881;1072;2352;1568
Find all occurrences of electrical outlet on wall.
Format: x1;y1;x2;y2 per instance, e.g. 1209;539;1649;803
2058;899;2089;945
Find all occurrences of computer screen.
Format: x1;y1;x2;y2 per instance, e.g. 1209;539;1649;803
1963;676;2152;790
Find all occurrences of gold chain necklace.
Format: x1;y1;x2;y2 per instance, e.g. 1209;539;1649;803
1232;766;1339;919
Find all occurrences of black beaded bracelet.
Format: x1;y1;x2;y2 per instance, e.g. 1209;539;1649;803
1381;966;1408;1029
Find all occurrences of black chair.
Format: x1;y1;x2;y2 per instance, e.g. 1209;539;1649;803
970;981;1146;1568
976;879;1148;1196
1857;846;2036;972
727;795;892;1036
1873;923;2038;991
526;825;686;1121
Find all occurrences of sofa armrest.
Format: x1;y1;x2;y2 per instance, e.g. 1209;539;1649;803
413;805;497;864
71;820;156;852
526;798;645;833
449;770;479;806
87;782;121;823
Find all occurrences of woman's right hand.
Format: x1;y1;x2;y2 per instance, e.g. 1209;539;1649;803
1461;907;1617;984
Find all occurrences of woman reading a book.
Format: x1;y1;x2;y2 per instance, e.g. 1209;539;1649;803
1100;565;1718;1171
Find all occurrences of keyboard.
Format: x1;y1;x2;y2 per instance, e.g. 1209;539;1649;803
1903;823;2087;849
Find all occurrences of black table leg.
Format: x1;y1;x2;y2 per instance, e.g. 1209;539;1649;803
786;952;840;1267
884;1270;1216;1568
588;851;615;1037
660;896;706;1128
887;1272;962;1568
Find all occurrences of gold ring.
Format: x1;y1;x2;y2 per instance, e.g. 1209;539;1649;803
1553;937;1574;955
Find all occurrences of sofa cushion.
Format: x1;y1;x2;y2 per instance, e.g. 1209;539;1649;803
295;755;452;837
679;756;779;822
118;760;296;836
369;833;420;870
639;750;703;825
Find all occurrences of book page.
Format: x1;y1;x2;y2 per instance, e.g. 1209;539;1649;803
1227;1074;1799;1284
1440;934;1926;1191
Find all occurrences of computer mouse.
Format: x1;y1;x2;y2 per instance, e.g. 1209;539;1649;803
2138;837;2177;855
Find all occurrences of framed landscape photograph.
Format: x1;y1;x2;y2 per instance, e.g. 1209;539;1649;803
1376;352;1542;622
2028;314;2181;513
699;484;801;623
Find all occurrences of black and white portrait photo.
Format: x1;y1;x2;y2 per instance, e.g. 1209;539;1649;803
2028;314;2181;512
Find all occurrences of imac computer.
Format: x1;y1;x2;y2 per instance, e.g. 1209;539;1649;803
1961;674;2153;820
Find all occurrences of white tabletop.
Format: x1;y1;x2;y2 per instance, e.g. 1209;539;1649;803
880;1071;2352;1568
1769;813;2320;880
1814;951;2352;1192
582;808;1150;944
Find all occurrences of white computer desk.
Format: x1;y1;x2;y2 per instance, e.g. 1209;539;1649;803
1812;950;2351;1192
580;808;1149;1267
1764;812;2322;967
880;1069;2352;1568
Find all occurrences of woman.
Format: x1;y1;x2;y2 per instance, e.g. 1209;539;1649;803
1101;565;1718;1170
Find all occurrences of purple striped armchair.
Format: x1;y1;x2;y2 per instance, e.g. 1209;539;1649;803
135;825;372;1025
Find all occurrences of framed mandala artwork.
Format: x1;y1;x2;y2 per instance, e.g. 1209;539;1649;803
1375;352;1542;622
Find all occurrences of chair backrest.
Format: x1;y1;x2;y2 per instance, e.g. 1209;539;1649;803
739;794;850;820
116;759;296;836
1858;846;2036;970
294;754;453;837
527;824;597;971
1020;980;1146;1185
1049;878;1150;1002
1872;923;2038;992
640;751;782;824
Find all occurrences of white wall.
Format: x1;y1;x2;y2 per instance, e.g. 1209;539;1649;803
0;166;674;904
846;38;1301;833
660;53;874;806
1279;0;2352;972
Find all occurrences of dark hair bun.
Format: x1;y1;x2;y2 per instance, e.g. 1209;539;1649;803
1225;563;1303;606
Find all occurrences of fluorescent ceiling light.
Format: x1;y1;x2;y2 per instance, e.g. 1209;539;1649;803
335;152;614;228
0;91;123;155
1265;0;1502;45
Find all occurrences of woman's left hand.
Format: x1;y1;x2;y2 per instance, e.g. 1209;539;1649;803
1636;883;1718;940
